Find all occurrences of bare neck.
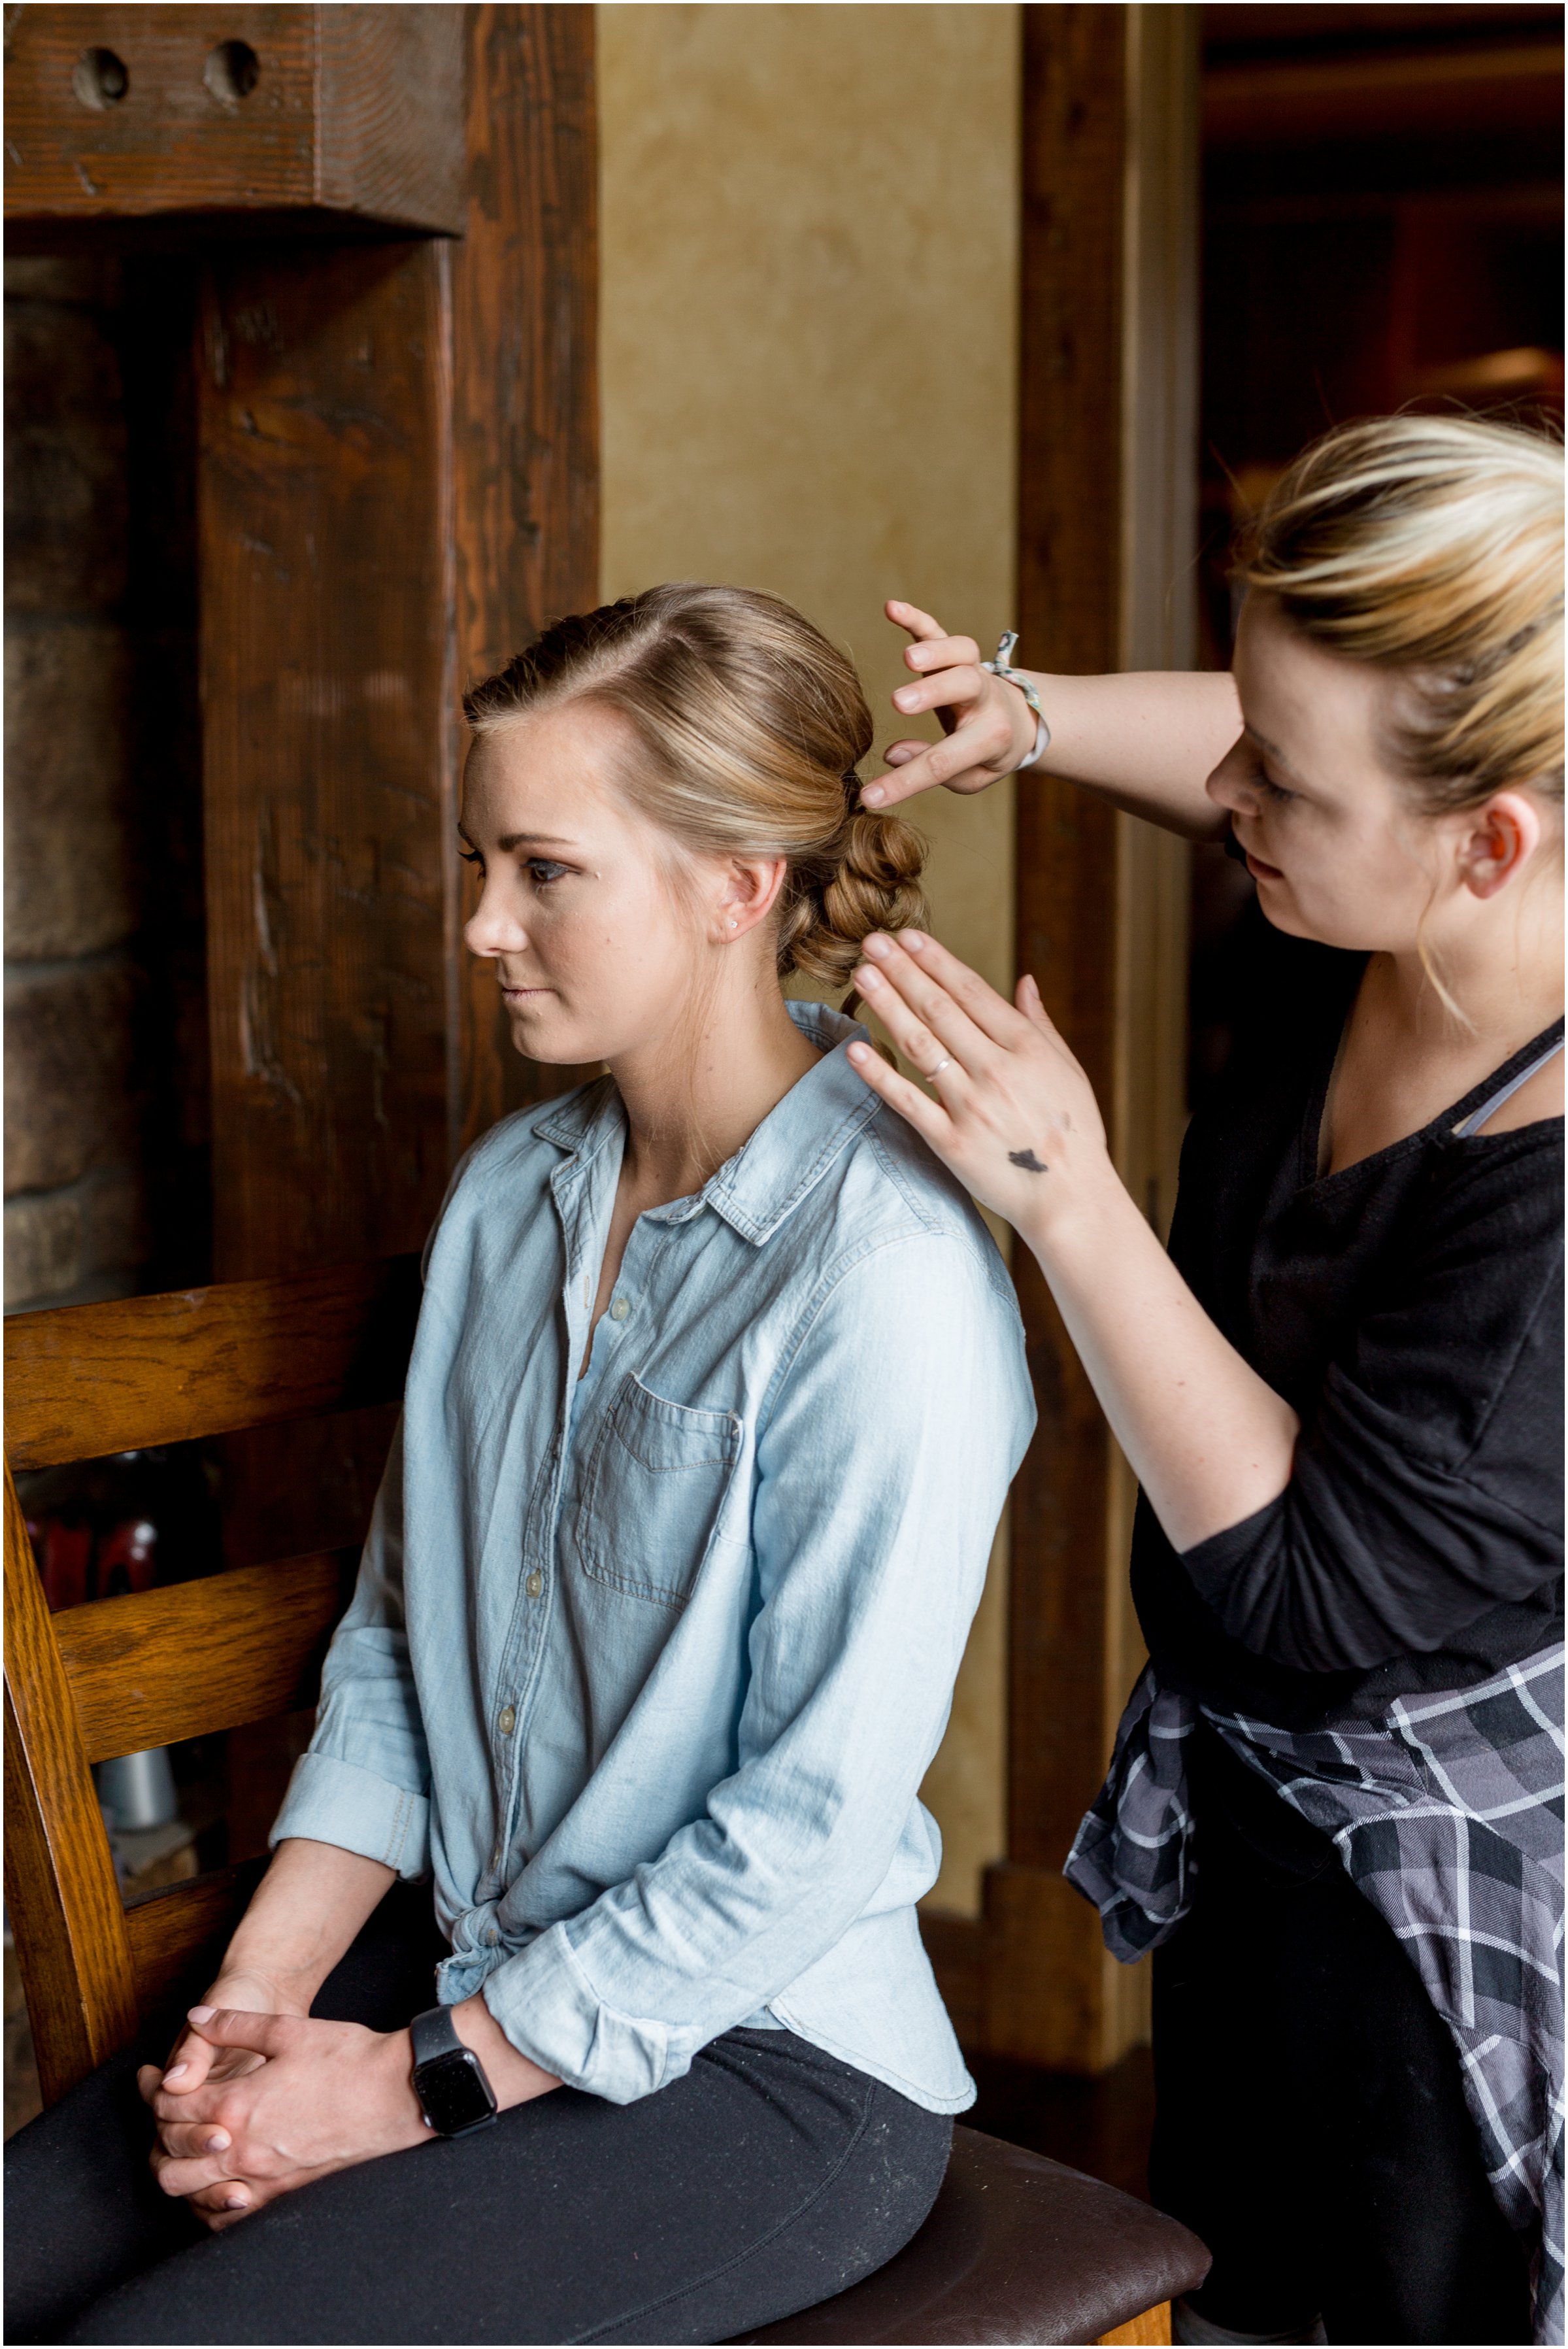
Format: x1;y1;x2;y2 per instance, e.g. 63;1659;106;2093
1324;879;1563;1176
609;968;824;1211
1380;871;1563;1053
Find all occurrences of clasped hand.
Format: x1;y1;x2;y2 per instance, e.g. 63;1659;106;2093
139;1972;427;2231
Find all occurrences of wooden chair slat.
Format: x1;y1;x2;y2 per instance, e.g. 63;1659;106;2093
3;1462;139;2102
1099;2308;1172;2346
5;1258;414;2108
53;1551;358;1764
126;1859;270;2016
4;1253;421;1470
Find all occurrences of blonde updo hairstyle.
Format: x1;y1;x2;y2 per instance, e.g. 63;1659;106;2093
463;583;927;991
1236;413;1563;815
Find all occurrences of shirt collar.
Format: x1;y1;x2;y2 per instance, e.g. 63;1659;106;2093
535;1001;880;1247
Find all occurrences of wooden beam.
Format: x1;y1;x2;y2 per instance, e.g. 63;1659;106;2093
1204;38;1563;149
4;5;465;239
1005;10;1130;2080
993;1;1197;2073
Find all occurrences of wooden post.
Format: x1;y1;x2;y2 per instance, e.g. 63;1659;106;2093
984;1;1199;2073
7;1;597;1296
450;4;600;1156
188;4;597;1836
192;5;598;1282
198;239;456;1281
6;5;596;1759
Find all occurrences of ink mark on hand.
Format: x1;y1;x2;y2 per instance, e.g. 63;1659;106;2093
1009;1148;1049;1174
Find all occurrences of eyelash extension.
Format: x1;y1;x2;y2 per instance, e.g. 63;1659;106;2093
458;846;484;867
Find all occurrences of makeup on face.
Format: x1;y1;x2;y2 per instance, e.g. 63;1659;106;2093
457;706;736;1072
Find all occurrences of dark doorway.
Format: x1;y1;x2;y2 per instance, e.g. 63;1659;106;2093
1191;3;1564;1110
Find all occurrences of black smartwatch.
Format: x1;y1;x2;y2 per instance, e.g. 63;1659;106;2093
410;2005;499;2137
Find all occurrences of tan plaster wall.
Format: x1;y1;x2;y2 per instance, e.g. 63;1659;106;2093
599;1;1020;1912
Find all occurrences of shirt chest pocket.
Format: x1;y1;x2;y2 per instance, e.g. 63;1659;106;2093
571;1376;742;1608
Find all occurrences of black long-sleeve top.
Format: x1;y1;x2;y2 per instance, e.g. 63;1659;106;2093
1132;922;1564;1730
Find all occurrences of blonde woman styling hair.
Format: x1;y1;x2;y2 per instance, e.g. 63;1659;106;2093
852;415;1563;2346
10;586;1032;2345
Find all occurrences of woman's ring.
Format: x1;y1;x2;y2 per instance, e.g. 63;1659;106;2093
930;1057;952;1079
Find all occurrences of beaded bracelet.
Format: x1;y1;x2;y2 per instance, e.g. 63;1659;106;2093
981;632;1051;771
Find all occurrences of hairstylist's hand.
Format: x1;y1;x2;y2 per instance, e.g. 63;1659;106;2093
863;601;1038;811
844;929;1114;1242
142;2006;429;2230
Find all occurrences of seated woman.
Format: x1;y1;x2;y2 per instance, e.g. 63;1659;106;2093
5;584;1034;2348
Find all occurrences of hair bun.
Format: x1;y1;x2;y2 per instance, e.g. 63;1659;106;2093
784;808;929;990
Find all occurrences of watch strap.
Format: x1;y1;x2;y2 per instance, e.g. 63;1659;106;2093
410;2004;467;2069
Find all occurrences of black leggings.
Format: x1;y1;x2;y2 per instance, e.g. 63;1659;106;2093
1151;1725;1532;2346
5;1886;951;2346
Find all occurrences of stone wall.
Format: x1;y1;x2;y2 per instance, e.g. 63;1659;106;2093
4;258;209;1312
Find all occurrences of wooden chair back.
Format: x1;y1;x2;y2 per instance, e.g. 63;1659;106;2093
3;1255;420;2104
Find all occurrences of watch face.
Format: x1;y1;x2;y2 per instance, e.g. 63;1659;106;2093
418;2047;497;2135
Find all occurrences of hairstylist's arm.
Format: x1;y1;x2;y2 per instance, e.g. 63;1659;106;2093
846;930;1300;1553
865;600;1240;840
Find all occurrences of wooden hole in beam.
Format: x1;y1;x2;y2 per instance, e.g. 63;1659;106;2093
73;47;129;110
204;41;260;109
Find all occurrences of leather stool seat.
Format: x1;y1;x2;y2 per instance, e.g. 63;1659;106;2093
732;2124;1210;2346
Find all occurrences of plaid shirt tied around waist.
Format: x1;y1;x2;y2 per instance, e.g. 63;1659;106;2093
1066;1648;1565;2344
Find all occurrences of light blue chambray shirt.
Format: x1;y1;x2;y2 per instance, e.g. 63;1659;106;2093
273;1004;1035;2112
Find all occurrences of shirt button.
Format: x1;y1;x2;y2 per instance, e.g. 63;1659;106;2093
497;1704;516;1735
525;1569;543;1597
609;1296;630;1321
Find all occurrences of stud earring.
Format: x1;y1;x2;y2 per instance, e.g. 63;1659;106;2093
728;919;738;929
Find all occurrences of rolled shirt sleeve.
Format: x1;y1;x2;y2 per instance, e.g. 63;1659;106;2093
476;1231;1033;2101
271;1414;433;1878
